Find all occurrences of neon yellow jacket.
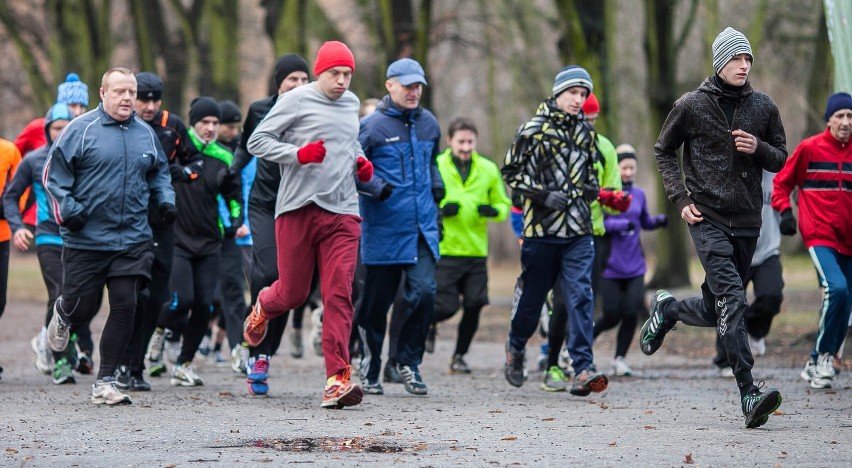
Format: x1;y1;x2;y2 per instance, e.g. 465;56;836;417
437;148;511;257
591;134;622;236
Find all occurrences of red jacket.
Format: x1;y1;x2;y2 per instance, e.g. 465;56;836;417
772;128;852;256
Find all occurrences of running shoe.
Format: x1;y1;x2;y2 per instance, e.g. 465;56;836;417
47;303;71;352
397;364;428;395
52;357;76;385
163;329;181;364
76;351;94;375
541;365;568;392
639;290;676;355
114;365;132;390
170;363;204;387
742;382;782;429
211;350;228;365
91;377;132;405
243;298;269;347
362;380;384;395
612;357;633;377
290;329;304;358
383;359;403;384
231;342;249;374
800;359;832;389
32;328;53;375
197;335;212;357
247;355;269;396
537;342;549;372
130;375;152;391
147;327;167;376
425;324;437;354
449;354;471;374
321;366;363;409
310;305;324;356
748;334;766;357
815;353;836;379
504;340;527;387
569;366;608;396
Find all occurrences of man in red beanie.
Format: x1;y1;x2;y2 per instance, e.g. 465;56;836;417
244;41;370;409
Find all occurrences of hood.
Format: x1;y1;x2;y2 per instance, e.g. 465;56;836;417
43;103;73;145
697;76;754;103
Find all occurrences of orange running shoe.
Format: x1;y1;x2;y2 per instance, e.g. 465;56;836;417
321;365;364;409
243;297;269;347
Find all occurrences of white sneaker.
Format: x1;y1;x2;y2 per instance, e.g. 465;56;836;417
47;305;71;352
612;356;633;376
801;359;832;389
748;334;766;357
310;305;324;356
32;328;53;375
558;347;572;375
170;363;204;386
718;366;735;378
91;378;132;405
163;329;181;364
815;353;836;379
290;329;304;358
231;343;249;374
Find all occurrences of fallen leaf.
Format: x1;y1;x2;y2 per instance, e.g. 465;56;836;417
501;436;517;441
609;441;617;447
230;429;240;433
644;410;653;414
600;401;609;409
488;410;504;414
684;453;694;464
643;426;655;430
219;391;233;397
773;410;784;416
364;422;373;426
541;418;556;422
5;448;18;454
413;443;428;450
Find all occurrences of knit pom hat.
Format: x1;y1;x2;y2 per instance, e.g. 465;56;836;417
712;27;753;74
553;65;593;97
616;143;637;162
218;100;242;124
189;96;222;125
824;92;852;122
274;54;310;89
314;41;355;76
57;73;89;107
582;92;600;114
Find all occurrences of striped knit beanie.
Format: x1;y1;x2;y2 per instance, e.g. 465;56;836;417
712;27;753;74
553;65;593;97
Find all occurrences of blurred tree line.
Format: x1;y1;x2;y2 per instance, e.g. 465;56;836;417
0;0;836;287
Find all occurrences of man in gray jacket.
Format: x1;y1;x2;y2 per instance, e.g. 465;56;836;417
45;67;175;405
641;27;786;428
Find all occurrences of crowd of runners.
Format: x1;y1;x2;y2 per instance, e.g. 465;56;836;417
0;27;849;429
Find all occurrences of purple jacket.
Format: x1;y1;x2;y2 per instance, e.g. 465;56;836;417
602;184;666;279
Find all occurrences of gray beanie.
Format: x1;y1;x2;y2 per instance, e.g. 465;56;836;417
712;27;753;74
552;65;593;97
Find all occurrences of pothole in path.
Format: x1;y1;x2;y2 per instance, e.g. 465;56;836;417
213;436;419;453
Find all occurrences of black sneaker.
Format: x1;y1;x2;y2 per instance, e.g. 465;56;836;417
742;383;782;429
425;324;437;354
397;364;428;395
504;340;527;387
383;359;403;384
76;352;94;375
130;375;152;392
449;354;471;374
114;365;132;390
639;290;676;355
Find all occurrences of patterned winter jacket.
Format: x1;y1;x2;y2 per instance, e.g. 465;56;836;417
502;99;598;239
655;77;787;228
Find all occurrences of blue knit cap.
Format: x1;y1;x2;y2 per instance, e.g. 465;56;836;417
57;73;89;107
824;92;852;122
553;65;593;97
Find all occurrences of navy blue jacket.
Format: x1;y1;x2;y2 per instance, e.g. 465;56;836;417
358;96;442;265
45;104;175;250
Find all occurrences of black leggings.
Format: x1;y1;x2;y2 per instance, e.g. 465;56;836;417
593;276;644;358
57;275;142;379
0;241;8;320
39;244;96;358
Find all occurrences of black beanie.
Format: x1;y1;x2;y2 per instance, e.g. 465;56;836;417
136;72;163;100
218;100;242;124
189;96;221;125
273;54;310;89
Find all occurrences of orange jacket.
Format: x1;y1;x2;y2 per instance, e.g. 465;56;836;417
0;139;22;241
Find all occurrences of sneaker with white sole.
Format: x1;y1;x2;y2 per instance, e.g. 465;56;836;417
231;342;249;374
290;329;304;358
742;382;782;429
310;305;324;356
321;366;363;409
32;328;53;375
170;363;204;387
569;366;608;396
504;340;527;387
397;364;428;396
163;330;181;364
91;377;132;405
719;366;735;378
52;357;76;385
748;334;766;357
612;356;633;377
815;352;836;379
801;359;832;389
147;327;167;377
541;366;568;392
639;290;677;355
247;355;269;396
47;304;71;353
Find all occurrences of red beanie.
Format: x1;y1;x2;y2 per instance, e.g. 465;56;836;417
314;41;355;76
582;92;600;114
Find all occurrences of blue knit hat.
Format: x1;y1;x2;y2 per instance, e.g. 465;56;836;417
824;92;852;122
553;65;593;97
57;73;89;107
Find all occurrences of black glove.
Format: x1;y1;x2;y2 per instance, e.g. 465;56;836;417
223;225;238;239
158;203;177;225
582;183;600;203
63;213;87;232
478;205;499;217
432;187;445;204
379;184;395;201
441;202;460;217
779;208;797;236
543;192;570;210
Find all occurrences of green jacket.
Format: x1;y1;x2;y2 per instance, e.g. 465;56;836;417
591;134;622;236
437;148;511;257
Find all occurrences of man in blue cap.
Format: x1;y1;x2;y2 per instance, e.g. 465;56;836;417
356;58;442;396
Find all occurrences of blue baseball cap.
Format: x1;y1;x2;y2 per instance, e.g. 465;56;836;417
386;58;427;86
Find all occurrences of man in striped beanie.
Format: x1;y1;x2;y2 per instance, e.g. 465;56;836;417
645;26;787;429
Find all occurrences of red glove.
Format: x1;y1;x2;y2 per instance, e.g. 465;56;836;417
598;188;632;212
356;156;373;182
297;139;326;164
